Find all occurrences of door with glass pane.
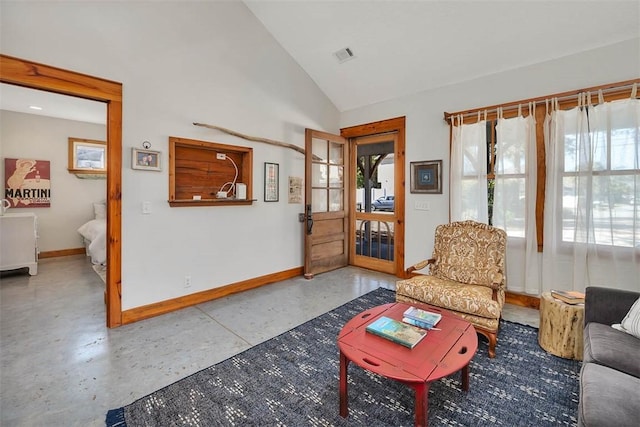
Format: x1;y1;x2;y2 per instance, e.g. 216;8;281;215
351;133;398;274
304;129;348;278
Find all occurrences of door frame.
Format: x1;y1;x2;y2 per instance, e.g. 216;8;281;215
341;116;406;277
0;54;123;327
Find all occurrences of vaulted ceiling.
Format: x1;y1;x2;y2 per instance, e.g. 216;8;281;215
2;1;638;122
245;0;640;111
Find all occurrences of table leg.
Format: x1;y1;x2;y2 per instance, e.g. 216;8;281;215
413;382;430;427
461;363;470;392
339;351;349;418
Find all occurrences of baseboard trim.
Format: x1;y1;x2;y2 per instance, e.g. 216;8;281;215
39;248;86;259
122;266;304;324
505;291;540;310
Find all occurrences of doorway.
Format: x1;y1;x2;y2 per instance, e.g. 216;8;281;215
342;117;405;277
0;54;123;327
352;133;397;274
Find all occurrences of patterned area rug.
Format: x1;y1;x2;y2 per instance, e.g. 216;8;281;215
106;288;581;426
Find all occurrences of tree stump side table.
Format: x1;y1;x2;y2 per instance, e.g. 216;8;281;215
538;292;584;360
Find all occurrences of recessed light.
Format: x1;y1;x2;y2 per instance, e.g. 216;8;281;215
29;105;43;110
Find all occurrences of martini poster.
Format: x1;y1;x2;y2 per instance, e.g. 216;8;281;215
4;158;51;208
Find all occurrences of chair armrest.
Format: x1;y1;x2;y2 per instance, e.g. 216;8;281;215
406;258;435;275
585;286;640;326
491;271;505;290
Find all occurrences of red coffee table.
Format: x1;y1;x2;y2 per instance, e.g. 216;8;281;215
338;302;478;427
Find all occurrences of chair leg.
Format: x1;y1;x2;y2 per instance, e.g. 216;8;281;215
476;328;498;358
486;332;497;358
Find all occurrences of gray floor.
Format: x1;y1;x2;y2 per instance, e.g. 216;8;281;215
0;255;539;426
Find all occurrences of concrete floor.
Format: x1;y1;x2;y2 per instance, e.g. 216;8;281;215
0;255;539;426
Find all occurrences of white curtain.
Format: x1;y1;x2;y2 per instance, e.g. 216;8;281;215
543;93;640;292
493;106;540;293
450;116;488;222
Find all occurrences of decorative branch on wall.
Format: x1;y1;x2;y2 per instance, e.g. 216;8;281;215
193;122;306;156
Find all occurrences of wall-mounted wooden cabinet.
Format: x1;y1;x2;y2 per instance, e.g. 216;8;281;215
168;136;253;207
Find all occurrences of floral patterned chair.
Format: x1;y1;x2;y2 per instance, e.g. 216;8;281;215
396;220;507;358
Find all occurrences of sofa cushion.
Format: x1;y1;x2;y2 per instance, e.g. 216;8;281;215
578;363;640;427
396;275;504;320
583;322;640;378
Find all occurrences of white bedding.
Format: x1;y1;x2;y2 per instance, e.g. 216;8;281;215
78;218;106;265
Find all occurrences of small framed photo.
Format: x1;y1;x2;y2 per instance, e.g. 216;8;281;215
264;162;279;202
132;148;161;171
410;160;442;194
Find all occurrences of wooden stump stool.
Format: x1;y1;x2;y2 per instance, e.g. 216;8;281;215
538;292;584;360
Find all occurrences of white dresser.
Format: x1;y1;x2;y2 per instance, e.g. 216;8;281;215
0;212;39;275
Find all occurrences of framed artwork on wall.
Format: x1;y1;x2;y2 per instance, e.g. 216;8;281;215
410;160;442;194
264;162;279;202
4;158;51;208
132;148;161;171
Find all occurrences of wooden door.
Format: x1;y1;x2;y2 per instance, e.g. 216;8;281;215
341;116;406;277
351;133;398;274
304;129;349;278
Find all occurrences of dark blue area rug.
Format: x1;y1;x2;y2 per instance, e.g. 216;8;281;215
107;288;581;426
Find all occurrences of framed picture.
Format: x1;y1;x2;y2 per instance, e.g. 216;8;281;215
4;158;51;208
264;162;279;202
68;137;106;174
410;160;442;194
132;148;161;171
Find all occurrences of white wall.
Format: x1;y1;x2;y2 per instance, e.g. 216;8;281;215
0;110;106;252
341;38;640;292
1;1;340;309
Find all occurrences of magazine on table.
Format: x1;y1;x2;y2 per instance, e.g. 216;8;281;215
365;316;427;349
550;290;585;305
403;306;442;329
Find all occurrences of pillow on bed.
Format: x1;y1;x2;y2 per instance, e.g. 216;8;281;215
94;202;106;220
78;219;106;242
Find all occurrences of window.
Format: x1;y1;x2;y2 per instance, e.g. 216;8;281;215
68;137;106;176
556;101;639;248
448;80;639;292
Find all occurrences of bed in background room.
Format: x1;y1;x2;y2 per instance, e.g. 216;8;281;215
77;201;106;265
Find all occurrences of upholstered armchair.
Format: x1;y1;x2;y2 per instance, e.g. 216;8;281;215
396;220;507;358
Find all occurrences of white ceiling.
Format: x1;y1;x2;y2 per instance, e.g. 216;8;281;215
2;1;638;122
245;0;640;111
0;83;106;125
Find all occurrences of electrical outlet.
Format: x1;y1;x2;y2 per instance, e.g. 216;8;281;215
216;153;226;160
184;275;191;288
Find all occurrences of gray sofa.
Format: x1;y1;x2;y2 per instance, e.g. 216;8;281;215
578;286;640;426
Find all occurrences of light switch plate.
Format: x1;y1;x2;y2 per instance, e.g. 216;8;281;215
415;201;430;211
142;201;151;214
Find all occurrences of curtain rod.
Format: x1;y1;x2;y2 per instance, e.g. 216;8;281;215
443;78;640;122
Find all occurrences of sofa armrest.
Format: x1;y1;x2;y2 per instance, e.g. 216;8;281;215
584;286;640;326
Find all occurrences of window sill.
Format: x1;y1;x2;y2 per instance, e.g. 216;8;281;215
168;199;256;207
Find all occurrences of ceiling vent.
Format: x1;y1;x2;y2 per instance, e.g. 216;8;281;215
333;47;355;64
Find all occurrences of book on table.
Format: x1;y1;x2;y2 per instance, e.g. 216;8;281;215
551;290;585;305
403;306;442;329
365;316;427;349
